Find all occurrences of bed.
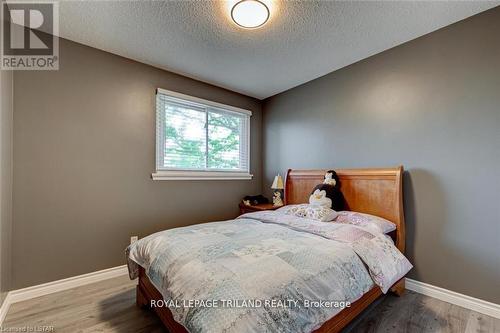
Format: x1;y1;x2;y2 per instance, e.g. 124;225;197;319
129;166;409;333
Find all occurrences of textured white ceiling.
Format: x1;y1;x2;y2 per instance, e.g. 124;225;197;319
57;1;499;99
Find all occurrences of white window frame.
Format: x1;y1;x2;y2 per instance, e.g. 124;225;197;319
152;88;253;180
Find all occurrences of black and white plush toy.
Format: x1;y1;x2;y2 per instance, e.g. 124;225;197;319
309;170;345;211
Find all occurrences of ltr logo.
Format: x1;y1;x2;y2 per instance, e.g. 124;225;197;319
1;1;59;70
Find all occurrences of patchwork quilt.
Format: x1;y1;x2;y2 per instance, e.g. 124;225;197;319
127;210;412;333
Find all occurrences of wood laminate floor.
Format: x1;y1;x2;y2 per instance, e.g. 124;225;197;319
4;275;499;333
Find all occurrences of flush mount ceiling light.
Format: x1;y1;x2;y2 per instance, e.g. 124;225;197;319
231;0;270;29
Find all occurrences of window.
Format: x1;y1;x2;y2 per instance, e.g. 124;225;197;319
153;88;252;180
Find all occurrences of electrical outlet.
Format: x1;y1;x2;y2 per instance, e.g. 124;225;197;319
130;236;138;244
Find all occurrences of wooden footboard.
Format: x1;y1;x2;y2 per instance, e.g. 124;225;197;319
137;267;189;333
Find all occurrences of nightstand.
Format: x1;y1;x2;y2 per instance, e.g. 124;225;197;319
239;202;282;215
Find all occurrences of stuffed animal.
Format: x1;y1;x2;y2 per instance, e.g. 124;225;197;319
309;170;345;211
323;171;337;186
309;189;332;207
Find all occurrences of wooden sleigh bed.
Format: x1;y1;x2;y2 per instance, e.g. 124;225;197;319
136;166;406;333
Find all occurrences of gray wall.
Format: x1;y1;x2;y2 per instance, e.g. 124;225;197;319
0;68;13;303
12;38;262;289
263;7;500;303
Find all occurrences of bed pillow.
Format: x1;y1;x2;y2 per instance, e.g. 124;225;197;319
334;211;396;234
277;204;338;222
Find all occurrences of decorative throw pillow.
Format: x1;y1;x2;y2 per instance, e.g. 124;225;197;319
278;204;338;222
334;211;396;234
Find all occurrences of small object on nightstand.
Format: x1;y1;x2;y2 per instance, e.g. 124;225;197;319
239;202;280;215
271;174;284;207
272;191;283;206
242;194;269;206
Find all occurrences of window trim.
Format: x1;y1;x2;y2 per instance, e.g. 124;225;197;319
153;88;253;181
157;88;252;116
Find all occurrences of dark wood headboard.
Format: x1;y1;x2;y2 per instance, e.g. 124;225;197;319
284;166;405;252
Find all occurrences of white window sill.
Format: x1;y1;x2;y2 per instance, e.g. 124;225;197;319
152;171;253;181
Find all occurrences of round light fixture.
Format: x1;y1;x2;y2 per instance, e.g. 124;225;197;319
231;0;270;29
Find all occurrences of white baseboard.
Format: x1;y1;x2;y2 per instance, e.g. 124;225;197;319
0;293;14;326
8;265;128;303
0;265;128;325
406;278;500;319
